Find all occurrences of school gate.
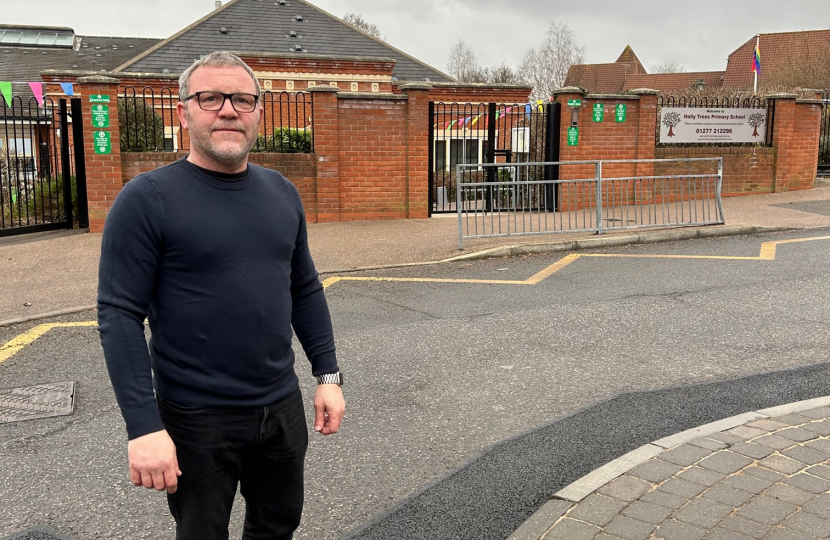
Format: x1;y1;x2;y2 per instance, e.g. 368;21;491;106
428;101;562;215
0;96;88;237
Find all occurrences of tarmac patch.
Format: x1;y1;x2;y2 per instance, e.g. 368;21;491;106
0;381;75;424
0;525;78;540
772;201;830;217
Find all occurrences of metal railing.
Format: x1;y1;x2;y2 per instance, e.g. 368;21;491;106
456;158;724;249
819;90;829;174
118;87;313;153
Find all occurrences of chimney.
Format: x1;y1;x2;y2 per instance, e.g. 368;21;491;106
215;1;222;9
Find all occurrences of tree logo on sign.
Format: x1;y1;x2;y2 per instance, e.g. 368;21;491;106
748;113;765;137
662;112;681;137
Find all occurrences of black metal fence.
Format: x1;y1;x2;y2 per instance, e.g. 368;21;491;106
656;95;775;147
118;87;313;153
429;101;554;214
1;96;88;236
820;90;830;174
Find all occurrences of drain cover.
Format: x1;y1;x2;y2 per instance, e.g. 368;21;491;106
0;382;75;424
0;525;78;540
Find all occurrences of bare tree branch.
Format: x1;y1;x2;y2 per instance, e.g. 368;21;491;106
517;22;586;101
651;61;687;74
447;40;487;83
343;13;385;41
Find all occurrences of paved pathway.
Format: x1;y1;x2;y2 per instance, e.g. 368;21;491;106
512;398;830;540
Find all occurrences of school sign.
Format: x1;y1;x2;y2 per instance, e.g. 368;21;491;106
659;108;767;144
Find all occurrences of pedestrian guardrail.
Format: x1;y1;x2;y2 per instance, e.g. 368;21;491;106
456;158;723;249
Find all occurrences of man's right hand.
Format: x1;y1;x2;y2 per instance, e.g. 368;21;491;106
128;429;182;494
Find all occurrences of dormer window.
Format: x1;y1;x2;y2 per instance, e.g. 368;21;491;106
0;28;76;48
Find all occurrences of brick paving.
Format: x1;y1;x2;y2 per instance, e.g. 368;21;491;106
541;406;830;539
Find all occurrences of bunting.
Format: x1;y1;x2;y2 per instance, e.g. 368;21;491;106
432;103;549;130
0;81;77;106
28;82;44;106
0;82;11;106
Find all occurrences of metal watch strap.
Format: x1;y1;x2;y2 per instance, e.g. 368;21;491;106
316;372;343;386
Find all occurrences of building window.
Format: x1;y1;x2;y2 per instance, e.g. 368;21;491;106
434;140;446;172
449;139;479;169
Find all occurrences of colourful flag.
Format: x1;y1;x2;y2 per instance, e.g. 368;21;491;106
60;82;74;96
28;82;44;106
471;114;481;126
525;104;532;117
752;41;761;74
0;81;11;106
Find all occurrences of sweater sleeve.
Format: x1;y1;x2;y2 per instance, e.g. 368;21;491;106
288;188;339;376
97;177;166;440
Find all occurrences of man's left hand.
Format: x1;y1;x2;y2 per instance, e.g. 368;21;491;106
314;384;345;435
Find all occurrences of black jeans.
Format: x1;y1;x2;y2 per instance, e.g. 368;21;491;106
157;388;309;540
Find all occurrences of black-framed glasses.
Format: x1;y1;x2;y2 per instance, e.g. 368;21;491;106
183;91;259;113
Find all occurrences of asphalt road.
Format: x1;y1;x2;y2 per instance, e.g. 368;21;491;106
2;228;830;540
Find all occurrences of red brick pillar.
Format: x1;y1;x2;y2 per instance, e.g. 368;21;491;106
771;94;798;192
772;94;823;192
400;83;431;219
551;87;586;211
631;89;658;203
309;86;340;222
632;89;657;176
793;98;824;190
76;76;121;233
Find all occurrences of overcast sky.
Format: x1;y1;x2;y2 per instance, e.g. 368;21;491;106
6;0;829;75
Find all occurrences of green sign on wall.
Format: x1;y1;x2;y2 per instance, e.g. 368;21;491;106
567;126;579;146
89;94;110;103
94;131;111;154
592;103;604;122
615;103;627;123
567;99;582;107
91;104;110;128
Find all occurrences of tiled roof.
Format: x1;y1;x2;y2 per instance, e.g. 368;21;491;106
564;63;640;93
564;45;647;93
0;35;161;81
615;45;645;73
623;71;724;93
118;0;452;82
0;34;160;104
723;29;830;90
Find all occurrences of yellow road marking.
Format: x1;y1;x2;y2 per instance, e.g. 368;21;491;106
5;235;830;365
0;321;97;365
322;235;830;290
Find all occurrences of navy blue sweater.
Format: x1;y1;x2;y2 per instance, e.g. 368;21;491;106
98;159;337;440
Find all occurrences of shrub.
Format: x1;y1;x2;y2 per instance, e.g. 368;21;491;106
118;98;166;151
252;128;312;153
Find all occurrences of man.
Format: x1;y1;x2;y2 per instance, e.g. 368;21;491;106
98;51;344;539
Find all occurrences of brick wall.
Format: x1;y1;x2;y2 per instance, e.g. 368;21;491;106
336;95;409;220
551;88;821;211
655;147;776;196
121;151;317;216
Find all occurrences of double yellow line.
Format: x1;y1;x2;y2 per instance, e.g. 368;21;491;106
321;236;830;290
2;235;829;366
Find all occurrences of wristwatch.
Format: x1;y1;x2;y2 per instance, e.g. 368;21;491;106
316;371;343;386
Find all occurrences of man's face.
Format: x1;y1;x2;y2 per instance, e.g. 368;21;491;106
177;65;262;170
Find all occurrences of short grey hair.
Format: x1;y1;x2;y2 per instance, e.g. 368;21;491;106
178;51;261;101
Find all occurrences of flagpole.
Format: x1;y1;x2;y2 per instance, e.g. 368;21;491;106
753;35;759;95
